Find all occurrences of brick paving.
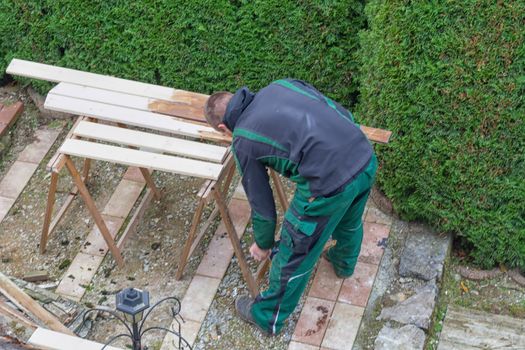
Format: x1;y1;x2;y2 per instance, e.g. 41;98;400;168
289;206;392;350
0;127;61;222
161;183;252;349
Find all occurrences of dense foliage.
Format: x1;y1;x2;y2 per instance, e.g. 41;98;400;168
357;0;525;268
0;0;365;103
1;0;523;268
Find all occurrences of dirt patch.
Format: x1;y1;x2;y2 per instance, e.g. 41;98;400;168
304;305;329;337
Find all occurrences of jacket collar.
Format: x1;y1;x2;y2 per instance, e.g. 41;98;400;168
223;87;255;131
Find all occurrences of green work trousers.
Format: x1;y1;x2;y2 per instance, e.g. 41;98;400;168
251;154;378;334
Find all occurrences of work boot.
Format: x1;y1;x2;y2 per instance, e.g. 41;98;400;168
235;295;272;336
322;249;354;279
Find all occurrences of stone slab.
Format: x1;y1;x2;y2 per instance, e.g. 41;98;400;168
0;161;39;199
195;232;234;279
437;305;525;350
292;296;335;347
55;253;104;300
17;128;61;163
0;196;15;222
161;319;201;349
338;261;378;307
365;207;393;226
122;166;147;183
321;302;364;350
80;215;125;256
375;324;426;350
179;275;221;323
378;284;437;330
358;222;390;265
288;341;320;350
399;224;451;281
102;179;145;218
309;258;344;301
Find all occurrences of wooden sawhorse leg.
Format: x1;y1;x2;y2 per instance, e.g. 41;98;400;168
212;184;258;297
40;172;59;253
175;162;236;280
63;156;124;267
40;158;93;253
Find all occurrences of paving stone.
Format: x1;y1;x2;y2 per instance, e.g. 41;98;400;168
309;258;344;301
232;182;247;201
196;232;234;279
0;161;39;199
288;341;320;350
338;261;378;307
375;324;426;350
179;275;221;323
17;128;61;163
358;222;390;265
399;224;451;281
122;166;147;183
365;207;393;226
55;253;104;300
0;196;15;221
161;319;201;349
321;302;364;350
378;284;437;330
102;179;145;218
80;215;125;256
195;198;250;278
292;296;335;347
0;101;23;136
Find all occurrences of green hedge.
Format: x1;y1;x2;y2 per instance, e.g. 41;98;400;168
358;1;525;268
0;0;365;104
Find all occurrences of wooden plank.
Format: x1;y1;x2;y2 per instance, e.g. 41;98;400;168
60;139;222;180
53;82;206;122
0;272;74;336
437;305;525;350
360;125;392;144
28;327;123;350
7;58;208;104
44;93;230;142
0;300;38;330
73;121;227;163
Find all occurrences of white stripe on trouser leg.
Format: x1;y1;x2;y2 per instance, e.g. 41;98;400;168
271;267;314;333
348;222;362;232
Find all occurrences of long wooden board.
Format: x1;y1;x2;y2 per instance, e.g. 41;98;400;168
6;59;208;104
52;82;206;122
44;94;232;142
59;139;222;180
0;272;74;336
28;327;122;350
74;121;227;163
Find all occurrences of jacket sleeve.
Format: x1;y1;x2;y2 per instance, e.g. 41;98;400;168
232;139;276;250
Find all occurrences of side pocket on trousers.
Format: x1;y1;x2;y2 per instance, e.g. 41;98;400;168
283;208;329;254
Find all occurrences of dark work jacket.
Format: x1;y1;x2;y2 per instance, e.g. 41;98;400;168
224;79;373;249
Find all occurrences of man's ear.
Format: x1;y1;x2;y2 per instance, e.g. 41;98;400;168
217;123;232;136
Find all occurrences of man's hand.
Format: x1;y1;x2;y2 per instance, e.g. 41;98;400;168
250;243;271;262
